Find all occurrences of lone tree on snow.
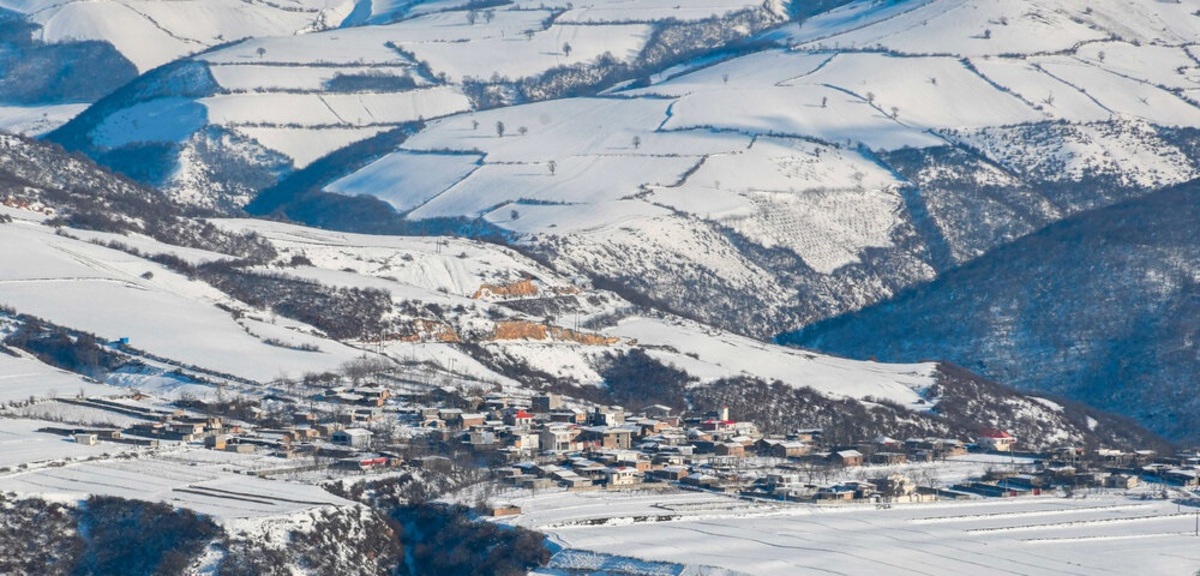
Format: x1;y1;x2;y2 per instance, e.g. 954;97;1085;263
563;42;572;57
496;121;506;138
548;160;557;175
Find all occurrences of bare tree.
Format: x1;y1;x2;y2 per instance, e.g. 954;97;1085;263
547;160;557;175
495;120;506;138
518;126;528;136
562;42;572;57
632;135;641;149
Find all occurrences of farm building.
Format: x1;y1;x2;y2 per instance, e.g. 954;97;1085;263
978;429;1017;452
331;428;373;449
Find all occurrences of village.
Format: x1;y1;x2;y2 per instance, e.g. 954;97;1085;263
32;379;1200;512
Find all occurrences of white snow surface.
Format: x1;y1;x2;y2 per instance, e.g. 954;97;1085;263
0;418;132;468
0;445;352;518
0;350;122;404
607;316;936;405
0;220;368;382
6;0;358;72
0;104;89;137
505;489;1200;576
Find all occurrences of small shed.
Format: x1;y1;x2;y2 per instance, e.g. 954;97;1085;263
74;433;98;446
488;503;523;517
332;428;373;449
833;450;864;467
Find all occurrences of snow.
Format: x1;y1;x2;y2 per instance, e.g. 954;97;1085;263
483;200;674;235
0;103;89;137
0;450;352;519
628;50;834;96
556;0;762;23
650;138;906;274
338;96;751;231
955;119;1198;189
8;400;148;429
797;53;1044;130
214;217;577;297
404;97;708;162
0;418;129;468
232;125;393;169
201;88;469;127
207;64;422;92
198;31;406;67
1032;56;1200;127
1073;42;1200;91
605;316;936;406
970;57;1111;122
18;0;355;72
0;350;122;404
326;151;483;213
657;81;945;150
91;98;208;148
504;489;1200;576
787;0;1105;57
401;23;650;82
408;154;700;220
0;222;369;382
1030;397;1064;413
66;229;236;266
196;87;470;167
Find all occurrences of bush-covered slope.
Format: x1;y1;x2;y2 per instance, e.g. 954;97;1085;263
784;180;1200;442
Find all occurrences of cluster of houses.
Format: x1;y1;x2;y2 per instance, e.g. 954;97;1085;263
46;385;1200;504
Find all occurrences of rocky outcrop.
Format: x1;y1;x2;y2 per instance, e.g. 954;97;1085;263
489;320;619;345
472;279;539;300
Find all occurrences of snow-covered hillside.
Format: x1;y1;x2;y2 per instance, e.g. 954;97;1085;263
0;133;1154;453
507;489;1200;576
42;0;778;209
281;0;1199;343
0;0;358;72
34;0;1200;441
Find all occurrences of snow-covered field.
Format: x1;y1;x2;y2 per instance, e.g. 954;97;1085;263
0;104;89;137
504;488;1200;575
606;317;936;406
0;220;368;382
7;0;357;72
0;445;351;519
0;418;133;468
0;350;122;404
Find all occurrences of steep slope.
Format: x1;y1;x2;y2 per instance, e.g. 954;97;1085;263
267;0;1200;342
784;180;1200;442
0;0;358;73
46;0;781;211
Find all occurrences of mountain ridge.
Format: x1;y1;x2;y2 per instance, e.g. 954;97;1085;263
784;178;1200;442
